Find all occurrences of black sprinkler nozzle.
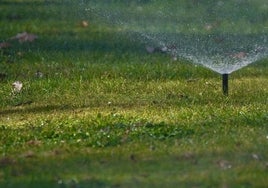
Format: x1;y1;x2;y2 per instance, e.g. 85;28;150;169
222;74;228;95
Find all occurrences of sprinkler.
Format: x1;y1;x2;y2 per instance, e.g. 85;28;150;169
222;74;229;95
87;1;268;92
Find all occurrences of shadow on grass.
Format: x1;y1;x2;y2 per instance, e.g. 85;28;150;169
0;179;110;188
0;104;83;116
1;30;150;63
1;0;82;21
37;32;147;56
0;146;260;188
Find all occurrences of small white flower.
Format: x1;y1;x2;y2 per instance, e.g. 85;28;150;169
12;81;23;93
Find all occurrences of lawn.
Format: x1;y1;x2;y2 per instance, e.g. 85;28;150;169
0;1;268;187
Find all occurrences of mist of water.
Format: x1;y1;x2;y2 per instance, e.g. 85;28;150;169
83;0;268;74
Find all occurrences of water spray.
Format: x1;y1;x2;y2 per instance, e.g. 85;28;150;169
222;74;229;95
87;1;268;97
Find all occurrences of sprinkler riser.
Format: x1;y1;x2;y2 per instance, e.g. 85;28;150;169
222;74;229;95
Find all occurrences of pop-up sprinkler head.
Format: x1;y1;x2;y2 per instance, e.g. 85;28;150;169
222;74;229;95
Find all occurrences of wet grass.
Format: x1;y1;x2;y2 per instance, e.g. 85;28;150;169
0;1;268;187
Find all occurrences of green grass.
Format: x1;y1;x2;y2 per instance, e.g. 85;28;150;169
0;1;268;187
